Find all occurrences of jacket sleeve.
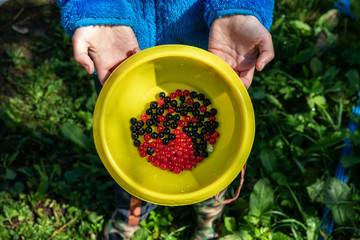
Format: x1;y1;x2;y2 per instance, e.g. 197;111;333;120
204;0;275;31
54;0;136;36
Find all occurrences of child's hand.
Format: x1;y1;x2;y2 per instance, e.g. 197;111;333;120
72;25;140;85
208;15;274;89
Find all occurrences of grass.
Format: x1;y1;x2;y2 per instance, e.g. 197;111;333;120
1;0;360;239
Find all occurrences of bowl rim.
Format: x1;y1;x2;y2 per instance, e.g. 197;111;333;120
93;44;255;206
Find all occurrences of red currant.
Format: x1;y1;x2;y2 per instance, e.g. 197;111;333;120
183;90;190;96
209;115;216;122
209;138;216;145
178;120;186;127
186;98;194;105
211;131;219;138
157;126;164;132
141;113;149;122
199;105;207;112
175;89;182;96
157;98;165;106
170;93;176;99
184;116;191;122
168;107;175;114
140;151;147;158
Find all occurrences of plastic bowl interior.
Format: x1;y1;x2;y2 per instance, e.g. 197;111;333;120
93;45;255;206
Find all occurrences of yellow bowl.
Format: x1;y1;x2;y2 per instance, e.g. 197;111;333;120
93;45;255;206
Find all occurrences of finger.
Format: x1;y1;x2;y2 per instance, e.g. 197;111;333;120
238;67;255;89
96;69;111;86
72;37;94;74
256;32;275;71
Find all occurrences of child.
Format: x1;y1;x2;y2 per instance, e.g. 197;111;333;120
54;1;275;239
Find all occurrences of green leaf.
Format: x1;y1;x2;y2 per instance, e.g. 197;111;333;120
271;232;293;240
307;95;327;109
271;172;288;186
260;149;277;174
306;179;324;203
61;122;91;149
323;177;355;225
290;20;312;33
304;131;346;153
340;156;360;168
351;0;360;20
310;58;323;76
218;230;252;240
290;46;317;66
224;217;236;233
246;178;274;225
5;169;17;180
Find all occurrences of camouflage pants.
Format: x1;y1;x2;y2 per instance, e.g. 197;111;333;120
104;185;227;240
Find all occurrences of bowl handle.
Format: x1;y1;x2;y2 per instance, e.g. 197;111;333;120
215;163;247;204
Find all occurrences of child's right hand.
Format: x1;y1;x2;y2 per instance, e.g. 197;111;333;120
72;25;140;85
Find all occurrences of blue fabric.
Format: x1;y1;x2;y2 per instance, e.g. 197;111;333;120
55;0;274;50
204;0;274;30
334;0;355;19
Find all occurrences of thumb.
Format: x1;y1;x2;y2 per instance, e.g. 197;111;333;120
256;32;275;71
73;38;95;74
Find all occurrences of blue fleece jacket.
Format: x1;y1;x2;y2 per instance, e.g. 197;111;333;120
55;0;274;50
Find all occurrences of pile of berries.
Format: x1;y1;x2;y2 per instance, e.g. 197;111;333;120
130;89;219;173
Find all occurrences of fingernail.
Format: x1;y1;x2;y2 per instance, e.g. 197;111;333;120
84;64;89;72
260;63;265;71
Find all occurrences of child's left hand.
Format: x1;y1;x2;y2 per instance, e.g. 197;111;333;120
208;15;274;89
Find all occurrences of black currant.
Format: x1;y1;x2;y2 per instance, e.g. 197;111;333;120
145;127;153;134
166;113;173;121
162;138;170;145
180;102;187;108
163;103;169;109
194;151;201;156
210;108;217;115
193;143;200;150
197;94;205;100
193;102;200;109
138;128;145;135
146;108;153;115
186;106;193;112
156;107;164;115
170;100;178;107
146;119;154;126
190;91;197;98
200;144;207;151
212;121;219;128
163;127;171;134
158;132;165;138
146;147;155;155
164;96;171;103
193;110;200;116
131;132;139;140
150;101;158;109
173;114;180;122
202;151;209;158
180;96;186;102
201;128;208;134
130;117;137;124
204;112;211;118
171;122;178;129
175;107;181;113
163;121;170;127
130;125;138;132
159;92;166;98
133;140;141;147
151;132;158;139
137;121;144;127
203;99;211;106
169;133;176;140
180;110;187;116
152;114;158;120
